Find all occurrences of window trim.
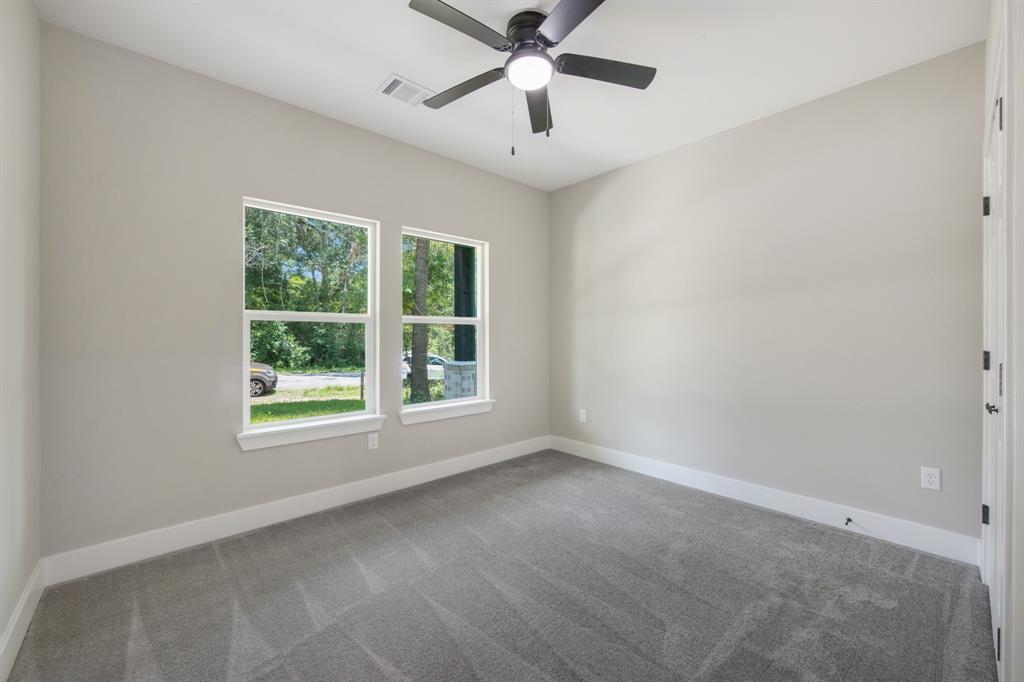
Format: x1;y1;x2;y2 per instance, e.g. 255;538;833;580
237;414;386;452
398;398;494;425
399;226;490;424
238;197;382;450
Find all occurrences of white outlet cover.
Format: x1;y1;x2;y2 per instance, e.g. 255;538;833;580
920;466;941;491
579;409;587;423
368;433;379;450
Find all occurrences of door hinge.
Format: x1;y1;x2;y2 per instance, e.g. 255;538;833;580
998;97;1003;132
984;351;991;370
984;196;991;216
999;363;1004;396
997;626;1001;661
982;504;990;525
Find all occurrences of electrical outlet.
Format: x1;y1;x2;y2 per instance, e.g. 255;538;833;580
579;409;587;423
368;433;378;450
921;466;941;491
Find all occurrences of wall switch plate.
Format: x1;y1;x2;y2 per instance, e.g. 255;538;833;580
368;433;378;450
921;466;941;491
579;409;587;423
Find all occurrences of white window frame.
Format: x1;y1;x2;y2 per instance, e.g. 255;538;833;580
399;226;492;425
237;197;384;451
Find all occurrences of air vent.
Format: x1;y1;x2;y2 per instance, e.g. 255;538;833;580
378;74;434;107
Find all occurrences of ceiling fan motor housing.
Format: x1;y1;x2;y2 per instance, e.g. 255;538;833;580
507;10;549;49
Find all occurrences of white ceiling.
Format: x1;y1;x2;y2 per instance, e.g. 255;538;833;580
35;0;988;191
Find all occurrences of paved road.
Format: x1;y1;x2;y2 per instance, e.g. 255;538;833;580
277;372;363;391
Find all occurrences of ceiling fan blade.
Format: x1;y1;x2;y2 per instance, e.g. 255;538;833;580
525;87;553;135
537;0;604;47
423;68;505;109
555;53;657;89
409;0;512;51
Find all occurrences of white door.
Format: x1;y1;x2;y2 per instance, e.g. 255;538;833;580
981;58;1007;676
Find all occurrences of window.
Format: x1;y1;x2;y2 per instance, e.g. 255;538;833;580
237;199;382;450
400;227;491;425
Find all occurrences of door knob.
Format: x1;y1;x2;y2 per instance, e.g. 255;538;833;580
986;402;999;414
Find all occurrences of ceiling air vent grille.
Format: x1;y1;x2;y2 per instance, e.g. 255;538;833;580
378;74;434;107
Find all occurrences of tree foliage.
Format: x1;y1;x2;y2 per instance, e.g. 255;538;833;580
410;238;430;402
401;235;463;362
245;207;368;370
401;235;455;316
250;320;310;369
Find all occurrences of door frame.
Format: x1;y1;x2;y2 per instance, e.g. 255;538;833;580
982;27;1009;681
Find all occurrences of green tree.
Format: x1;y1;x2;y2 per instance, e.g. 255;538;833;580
245;207;368;369
250;320;310;369
410;238;430;402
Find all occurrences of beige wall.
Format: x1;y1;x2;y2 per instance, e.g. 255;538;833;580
1;0;41;656
39;22;986;556
549;44;985;537
40;25;549;555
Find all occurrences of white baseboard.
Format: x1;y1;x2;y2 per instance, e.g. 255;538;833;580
44;436;552;585
40;432;980;588
0;560;44;681
552;436;979;565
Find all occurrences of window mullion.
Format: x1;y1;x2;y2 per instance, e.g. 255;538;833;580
401;315;481;326
246;310;371;323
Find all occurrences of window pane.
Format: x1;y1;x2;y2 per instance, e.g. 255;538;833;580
245;206;368;314
402;235;477;317
250;320;366;424
402;324;477;405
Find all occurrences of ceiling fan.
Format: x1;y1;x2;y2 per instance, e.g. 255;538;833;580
409;0;657;135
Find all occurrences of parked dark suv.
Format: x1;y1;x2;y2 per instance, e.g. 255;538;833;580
250;362;277;397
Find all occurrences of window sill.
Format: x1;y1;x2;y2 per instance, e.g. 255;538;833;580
236;413;386;452
399;399;494;426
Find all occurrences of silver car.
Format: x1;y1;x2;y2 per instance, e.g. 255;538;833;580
250;362;278;397
401;352;446;381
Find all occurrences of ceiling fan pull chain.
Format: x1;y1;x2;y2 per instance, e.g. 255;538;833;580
546;91;551;137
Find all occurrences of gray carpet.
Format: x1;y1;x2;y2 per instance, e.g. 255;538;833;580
11;450;996;681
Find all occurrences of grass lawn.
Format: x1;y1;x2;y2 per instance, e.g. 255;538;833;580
251;385;366;423
252;381;451;423
250;398;365;423
402;380;447;404
283;365;364;374
292;386;362;399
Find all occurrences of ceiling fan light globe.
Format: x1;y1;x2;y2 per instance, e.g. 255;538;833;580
506;52;554;91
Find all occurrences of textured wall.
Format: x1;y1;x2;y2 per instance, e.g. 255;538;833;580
40;25;549;554
549;44;985;537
